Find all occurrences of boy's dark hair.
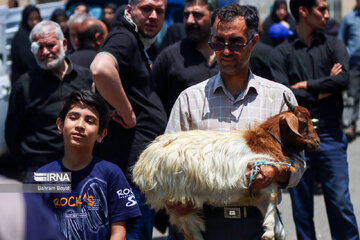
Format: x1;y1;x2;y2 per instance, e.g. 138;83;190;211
184;0;219;16
211;4;259;38
58;90;110;133
290;0;317;22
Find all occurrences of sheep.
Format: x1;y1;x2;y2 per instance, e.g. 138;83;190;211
132;95;320;240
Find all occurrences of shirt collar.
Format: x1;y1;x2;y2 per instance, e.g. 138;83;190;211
291;30;326;48
212;71;258;102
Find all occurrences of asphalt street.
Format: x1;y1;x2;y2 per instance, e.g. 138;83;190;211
152;123;360;239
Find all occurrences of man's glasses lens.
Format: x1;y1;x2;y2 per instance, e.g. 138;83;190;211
208;42;244;52
208;35;254;52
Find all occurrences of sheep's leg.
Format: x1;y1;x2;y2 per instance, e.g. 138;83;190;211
168;211;205;240
261;185;278;240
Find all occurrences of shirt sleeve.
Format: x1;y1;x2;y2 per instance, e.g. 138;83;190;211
107;165;141;223
98;31;133;73
269;46;318;105
306;37;349;93
165;91;192;133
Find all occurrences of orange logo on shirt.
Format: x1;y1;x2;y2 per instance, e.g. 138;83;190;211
53;194;94;208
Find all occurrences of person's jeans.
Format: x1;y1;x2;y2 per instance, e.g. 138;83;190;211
289;127;359;240
126;184;154;240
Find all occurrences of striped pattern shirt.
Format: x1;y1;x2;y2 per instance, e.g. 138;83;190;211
165;71;305;188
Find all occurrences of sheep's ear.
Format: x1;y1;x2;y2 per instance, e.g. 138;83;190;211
279;113;302;139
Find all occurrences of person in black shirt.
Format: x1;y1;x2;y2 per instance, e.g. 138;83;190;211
5;21;93;173
152;0;219;117
68;19;108;68
269;0;359;239
90;0;167;239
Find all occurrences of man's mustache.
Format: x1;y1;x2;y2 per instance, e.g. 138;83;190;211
185;24;200;31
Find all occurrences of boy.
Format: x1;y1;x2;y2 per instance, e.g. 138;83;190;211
37;90;141;240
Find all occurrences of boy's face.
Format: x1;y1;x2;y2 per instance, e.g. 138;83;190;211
57;104;107;150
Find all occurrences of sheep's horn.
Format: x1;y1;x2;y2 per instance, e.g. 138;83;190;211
283;92;295;112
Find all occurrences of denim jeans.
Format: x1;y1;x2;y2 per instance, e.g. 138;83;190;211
289;127;359;240
126;184;154;240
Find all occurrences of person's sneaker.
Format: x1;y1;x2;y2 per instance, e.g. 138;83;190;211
344;127;356;142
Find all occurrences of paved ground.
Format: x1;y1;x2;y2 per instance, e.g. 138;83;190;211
152;123;360;239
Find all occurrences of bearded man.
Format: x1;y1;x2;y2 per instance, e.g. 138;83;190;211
5;20;93;172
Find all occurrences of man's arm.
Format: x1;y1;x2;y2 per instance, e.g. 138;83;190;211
305;37;349;94
5;80;25;156
90;53;136;129
269;46;318;104
110;221;126;240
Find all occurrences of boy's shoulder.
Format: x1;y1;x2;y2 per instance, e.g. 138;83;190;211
37;160;62;172
92;157;125;176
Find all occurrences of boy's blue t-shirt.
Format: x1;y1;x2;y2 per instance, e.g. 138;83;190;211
37;157;141;240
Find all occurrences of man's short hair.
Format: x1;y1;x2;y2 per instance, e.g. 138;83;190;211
211;4;259;37
58;90;110;133
184;0;218;15
290;0;318;22
29;20;64;42
68;12;92;28
128;0;167;8
78;23;105;47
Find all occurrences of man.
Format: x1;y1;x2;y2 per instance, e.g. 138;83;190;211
166;4;304;239
5;21;93;172
338;0;360;141
68;19;108;68
90;0;167;239
152;0;219;117
269;0;359;239
68;12;92;52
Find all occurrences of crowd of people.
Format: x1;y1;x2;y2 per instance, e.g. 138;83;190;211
1;0;360;239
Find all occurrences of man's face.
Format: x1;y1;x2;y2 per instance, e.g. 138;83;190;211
128;0;166;38
305;0;329;30
211;16;257;75
70;22;80;50
184;2;211;43
33;32;66;70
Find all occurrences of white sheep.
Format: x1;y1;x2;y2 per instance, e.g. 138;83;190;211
132;99;320;240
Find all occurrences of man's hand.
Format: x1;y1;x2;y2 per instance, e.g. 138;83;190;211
246;162;290;189
110;109;136;129
166;201;195;217
291;81;307;89
330;63;342;76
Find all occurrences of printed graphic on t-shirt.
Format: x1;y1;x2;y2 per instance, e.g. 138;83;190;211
52;177;127;240
116;187;137;207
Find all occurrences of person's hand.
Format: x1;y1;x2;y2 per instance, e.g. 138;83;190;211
246;162;290;189
110;109;136;129
166;201;195;217
291;81;307;89
330;63;342;76
318;93;332;99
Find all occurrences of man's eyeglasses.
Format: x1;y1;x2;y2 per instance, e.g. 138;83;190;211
208;35;254;52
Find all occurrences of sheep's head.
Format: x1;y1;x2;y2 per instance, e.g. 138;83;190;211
280;94;320;153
